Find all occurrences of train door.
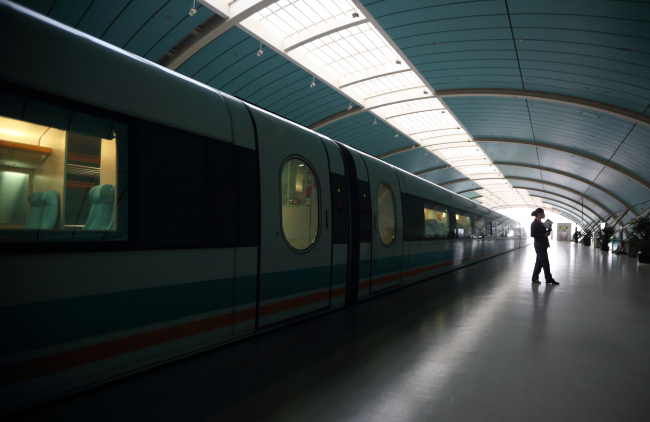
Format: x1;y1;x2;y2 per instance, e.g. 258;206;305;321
344;149;372;301
321;138;348;309
251;109;332;327
364;156;404;293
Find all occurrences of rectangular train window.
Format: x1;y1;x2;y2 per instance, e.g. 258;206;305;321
0;93;128;243
454;212;472;238
490;220;498;237
497;222;505;237
423;201;449;239
475;217;487;237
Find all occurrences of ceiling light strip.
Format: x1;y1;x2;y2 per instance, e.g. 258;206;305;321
202;0;517;209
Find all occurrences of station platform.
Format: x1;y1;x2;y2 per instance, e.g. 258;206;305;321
12;241;650;422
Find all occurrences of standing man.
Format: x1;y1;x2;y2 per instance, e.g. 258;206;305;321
531;208;559;285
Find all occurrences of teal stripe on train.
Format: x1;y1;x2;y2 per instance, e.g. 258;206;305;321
1;242;519;356
371;254;403;278
0;274;257;356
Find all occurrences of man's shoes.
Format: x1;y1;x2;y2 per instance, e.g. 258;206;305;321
546;279;559;285
532;279;541;284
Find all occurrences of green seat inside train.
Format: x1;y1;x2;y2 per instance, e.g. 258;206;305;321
23;190;58;230
84;184;115;230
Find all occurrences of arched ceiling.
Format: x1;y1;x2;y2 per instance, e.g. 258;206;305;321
15;0;650;228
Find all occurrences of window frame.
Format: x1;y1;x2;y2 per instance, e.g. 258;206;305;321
279;155;321;253
377;182;396;247
0;84;130;253
474;215;488;238
453;209;474;239
497;221;505;238
422;200;450;240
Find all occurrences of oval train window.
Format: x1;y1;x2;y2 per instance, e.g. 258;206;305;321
377;183;395;246
281;158;319;250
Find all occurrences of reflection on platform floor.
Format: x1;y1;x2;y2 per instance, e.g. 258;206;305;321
13;241;650;422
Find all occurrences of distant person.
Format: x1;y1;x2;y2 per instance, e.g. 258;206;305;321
572;228;581;243
531;208;559;285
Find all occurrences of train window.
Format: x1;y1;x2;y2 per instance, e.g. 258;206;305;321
475;217;487;237
0;95;127;243
423;202;449;238
281;158;319;250
455;212;473;238
490;220;498;237
377;183;395;246
497;222;505;237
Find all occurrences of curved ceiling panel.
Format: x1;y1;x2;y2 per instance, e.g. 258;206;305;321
418;167;465;186
510;181;606;220
479;142;608;183
19;0;213;62
509;1;650;112
317;112;414;157
495;164;627;216
361;0;521;91
610;125;650;185
443;97;534;139
177;26;352;127
536;149;605;180
528;102;635;159
442;180;484;195
530;197;590;223
383;148;447;175
460;191;481;200
595;168;650;217
177;27;254;81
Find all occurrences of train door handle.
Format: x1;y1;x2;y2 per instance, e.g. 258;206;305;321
326;210;329;230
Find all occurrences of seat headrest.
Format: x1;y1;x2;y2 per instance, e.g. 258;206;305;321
28;192;45;206
88;184;115;204
99;184;115;202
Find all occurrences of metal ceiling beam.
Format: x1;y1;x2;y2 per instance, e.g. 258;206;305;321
308;106;365;131
309;88;437;130
623;207;650;229
497;199;587;227
611;209;630;228
365;87;433;110
516;188;600;221
339;65;411;89
408;127;461;136
377;145;414;159
160;0;277;70
490;162;638;218
520;196;596;226
476;138;650;192
425;170;610;219
411;164;449;175
490;203;583;226
382;103;445;119
284;15;370;52
488;195;597;225
378;135;471;159
492;202;582;224
439;176;611;218
436;89;650;127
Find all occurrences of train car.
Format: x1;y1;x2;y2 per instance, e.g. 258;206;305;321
0;1;524;415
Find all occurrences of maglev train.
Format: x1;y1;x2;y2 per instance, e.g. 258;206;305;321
0;1;524;414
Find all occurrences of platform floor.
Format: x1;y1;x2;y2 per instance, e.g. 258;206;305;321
13;241;650;422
